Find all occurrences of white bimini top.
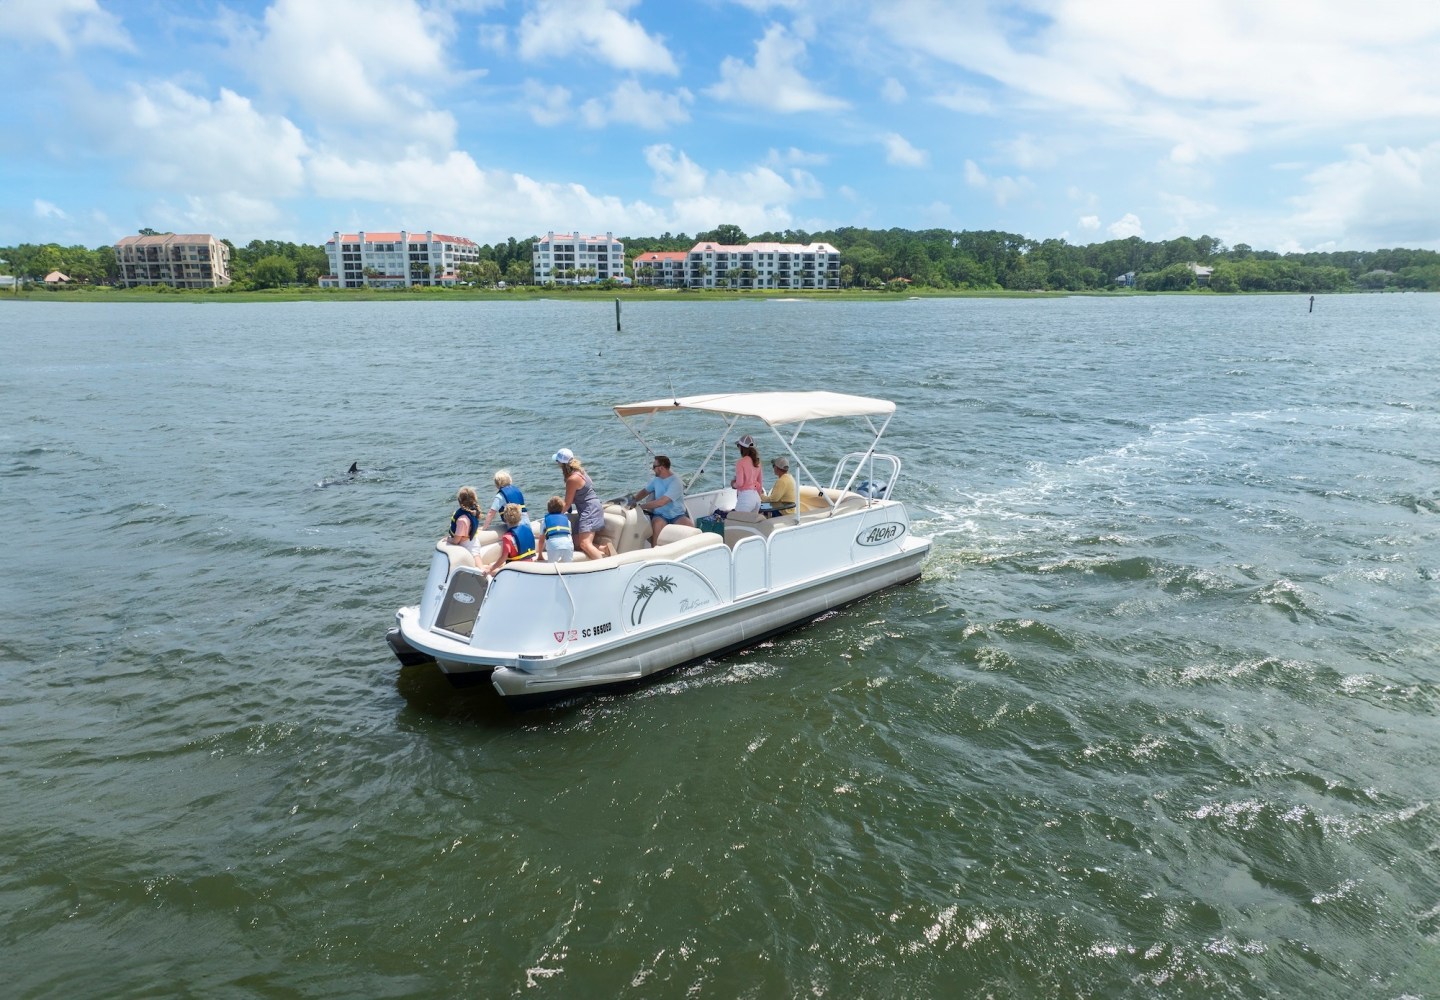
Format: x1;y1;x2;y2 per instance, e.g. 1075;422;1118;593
613;391;895;426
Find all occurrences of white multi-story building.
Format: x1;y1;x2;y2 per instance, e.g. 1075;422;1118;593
681;241;841;290
631;251;688;288
115;234;231;288
319;230;480;288
532;231;625;285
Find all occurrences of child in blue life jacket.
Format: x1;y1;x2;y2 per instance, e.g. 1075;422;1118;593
538;495;574;563
486;504;537;577
480;469;526;531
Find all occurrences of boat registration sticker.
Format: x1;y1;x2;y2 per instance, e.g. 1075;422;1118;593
553;622;613;643
856;522;905;546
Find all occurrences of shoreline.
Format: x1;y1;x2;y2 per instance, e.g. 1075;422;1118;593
0;286;1417;304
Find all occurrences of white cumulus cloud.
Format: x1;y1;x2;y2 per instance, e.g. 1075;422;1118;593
0;0;132;53
1107;213;1145;239
879;0;1440;164
882;133;929;168
308;147;672;241
238;0;459;153
1281;142;1440;250
642;144;822;234
707;23;849;113
124;83;309;197
579;80;693;129
148;193;291;239
516;0;678;74
963;159;1030;206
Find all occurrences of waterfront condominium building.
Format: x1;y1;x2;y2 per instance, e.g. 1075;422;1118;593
680;241;841;290
532;231;626;285
114;234;232;289
319;230;481;288
631;251;689;288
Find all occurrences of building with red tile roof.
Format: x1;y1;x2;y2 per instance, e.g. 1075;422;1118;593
635;241;841;290
631;251;688;288
320;230;480;288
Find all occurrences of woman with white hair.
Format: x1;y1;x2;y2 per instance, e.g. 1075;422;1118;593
480;468;526;531
762;454;797;518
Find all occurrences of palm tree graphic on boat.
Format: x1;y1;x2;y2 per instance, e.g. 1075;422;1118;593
630;575;676;625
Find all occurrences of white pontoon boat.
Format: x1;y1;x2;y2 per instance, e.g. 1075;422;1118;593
387;391;931;704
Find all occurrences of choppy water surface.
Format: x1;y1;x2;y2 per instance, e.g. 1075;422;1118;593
2;294;1437;997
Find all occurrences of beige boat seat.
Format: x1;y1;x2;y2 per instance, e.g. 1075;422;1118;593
436;540;476;571
796;485;870;515
504;530;724;575
656;523;702;545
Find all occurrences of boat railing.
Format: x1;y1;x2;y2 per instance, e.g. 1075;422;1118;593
829;452;900;503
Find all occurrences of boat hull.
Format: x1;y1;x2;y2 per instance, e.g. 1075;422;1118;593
393;532;927;703
385;626;436;667
492;549;924;707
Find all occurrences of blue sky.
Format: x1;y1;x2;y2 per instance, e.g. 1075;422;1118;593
2;0;1438;252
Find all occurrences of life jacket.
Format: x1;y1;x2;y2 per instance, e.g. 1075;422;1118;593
543;512;572;538
505;521;537;561
497;484;526;510
449;507;478;540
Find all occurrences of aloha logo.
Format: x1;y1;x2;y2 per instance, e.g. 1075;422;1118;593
630;574;676;625
856;522;905;546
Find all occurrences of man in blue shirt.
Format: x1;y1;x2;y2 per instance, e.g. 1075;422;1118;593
631;454;694;546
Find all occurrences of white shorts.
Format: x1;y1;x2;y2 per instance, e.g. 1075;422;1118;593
545;537;575;562
734;489;760;513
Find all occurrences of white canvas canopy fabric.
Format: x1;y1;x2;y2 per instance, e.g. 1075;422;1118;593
613;391;895;426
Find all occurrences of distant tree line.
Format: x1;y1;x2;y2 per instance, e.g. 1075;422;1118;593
611;224;1440;293
4;226;1438;292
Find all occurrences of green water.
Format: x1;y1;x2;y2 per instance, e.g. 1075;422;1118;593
2;295;1437;996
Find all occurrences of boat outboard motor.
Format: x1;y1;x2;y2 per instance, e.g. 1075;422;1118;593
856;479;890;499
